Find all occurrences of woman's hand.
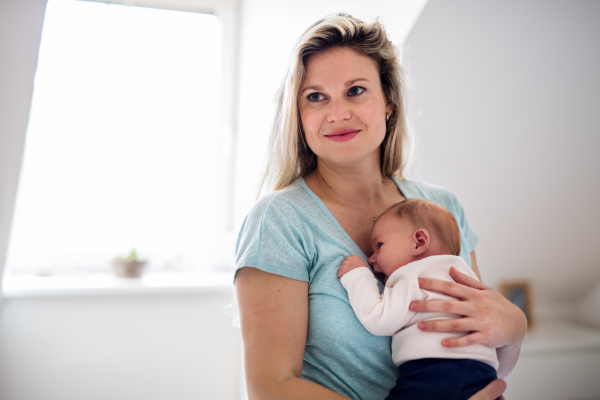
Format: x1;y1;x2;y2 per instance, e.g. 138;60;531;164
468;380;507;400
409;266;527;350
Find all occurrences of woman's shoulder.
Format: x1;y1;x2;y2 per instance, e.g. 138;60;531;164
393;176;459;205
235;179;318;282
241;178;329;237
246;179;315;220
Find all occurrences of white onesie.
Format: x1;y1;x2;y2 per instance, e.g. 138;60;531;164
340;254;498;369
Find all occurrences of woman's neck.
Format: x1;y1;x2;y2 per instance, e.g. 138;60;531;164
308;159;389;209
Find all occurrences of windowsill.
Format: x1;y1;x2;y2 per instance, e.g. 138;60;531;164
2;270;234;298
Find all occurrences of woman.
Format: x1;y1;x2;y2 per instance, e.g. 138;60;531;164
235;14;526;400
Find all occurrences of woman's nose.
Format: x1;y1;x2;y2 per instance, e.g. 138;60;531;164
327;98;351;122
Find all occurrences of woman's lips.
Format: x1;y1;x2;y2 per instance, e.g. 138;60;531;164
325;129;360;142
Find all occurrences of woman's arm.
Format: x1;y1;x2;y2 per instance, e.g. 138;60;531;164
236;266;350;400
410;250;527;378
470;252;522;379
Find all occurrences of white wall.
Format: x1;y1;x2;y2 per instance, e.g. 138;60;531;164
0;0;47;292
504;346;600;399
403;0;600;304
0;292;241;400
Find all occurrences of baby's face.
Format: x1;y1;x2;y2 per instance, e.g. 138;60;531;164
368;213;416;282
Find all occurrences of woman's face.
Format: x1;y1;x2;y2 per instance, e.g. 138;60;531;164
298;47;393;169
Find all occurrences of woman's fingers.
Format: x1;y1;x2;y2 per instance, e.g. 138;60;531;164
416;316;487;347
416;277;473;300
417;268;527;351
467;379;506;400
417;316;477;333
441;332;486;348
448;266;490;290
410;299;472;316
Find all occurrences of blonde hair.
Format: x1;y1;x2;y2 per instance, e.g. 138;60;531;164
258;13;411;195
387;199;461;257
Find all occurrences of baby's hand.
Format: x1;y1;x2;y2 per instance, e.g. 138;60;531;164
338;255;368;278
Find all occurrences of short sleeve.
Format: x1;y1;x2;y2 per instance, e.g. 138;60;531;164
446;191;479;253
234;195;313;284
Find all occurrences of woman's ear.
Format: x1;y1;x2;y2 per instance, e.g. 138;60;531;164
412;229;430;256
386;104;394;118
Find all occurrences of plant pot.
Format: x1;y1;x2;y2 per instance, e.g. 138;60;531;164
112;259;147;278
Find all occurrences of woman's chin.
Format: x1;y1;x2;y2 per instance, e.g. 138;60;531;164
316;150;382;171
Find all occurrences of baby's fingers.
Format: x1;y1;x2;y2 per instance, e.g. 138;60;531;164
338;256;368;278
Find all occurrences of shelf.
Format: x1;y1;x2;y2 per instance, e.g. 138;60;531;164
521;320;600;355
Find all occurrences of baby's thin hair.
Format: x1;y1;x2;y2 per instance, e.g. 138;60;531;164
381;199;461;256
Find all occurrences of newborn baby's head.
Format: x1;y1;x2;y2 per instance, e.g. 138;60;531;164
368;199;461;282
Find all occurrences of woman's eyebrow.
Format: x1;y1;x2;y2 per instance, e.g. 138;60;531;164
300;85;322;95
346;78;371;87
300;78;372;95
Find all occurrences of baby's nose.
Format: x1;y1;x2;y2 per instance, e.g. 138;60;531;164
368;255;376;267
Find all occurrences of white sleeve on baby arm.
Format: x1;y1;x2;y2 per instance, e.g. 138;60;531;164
340;267;421;336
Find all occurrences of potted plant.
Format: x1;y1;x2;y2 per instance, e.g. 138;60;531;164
112;248;148;278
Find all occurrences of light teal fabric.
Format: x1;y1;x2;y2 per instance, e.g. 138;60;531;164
235;177;479;400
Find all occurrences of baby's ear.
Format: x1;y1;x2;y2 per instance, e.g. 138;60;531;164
413;229;430;256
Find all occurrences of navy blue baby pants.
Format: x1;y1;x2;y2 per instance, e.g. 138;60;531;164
384;358;498;400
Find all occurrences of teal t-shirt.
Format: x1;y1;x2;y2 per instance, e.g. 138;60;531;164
235;177;479;400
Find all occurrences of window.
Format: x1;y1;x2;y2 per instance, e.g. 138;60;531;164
7;0;232;275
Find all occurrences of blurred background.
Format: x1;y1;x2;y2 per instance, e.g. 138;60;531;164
1;0;599;399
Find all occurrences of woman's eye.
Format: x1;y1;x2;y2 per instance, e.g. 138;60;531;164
348;86;366;97
378;242;383;249
307;92;324;102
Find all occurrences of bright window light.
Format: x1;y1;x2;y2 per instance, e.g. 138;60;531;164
7;0;224;274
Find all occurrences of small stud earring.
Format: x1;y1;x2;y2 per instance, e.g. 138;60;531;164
386;113;390;121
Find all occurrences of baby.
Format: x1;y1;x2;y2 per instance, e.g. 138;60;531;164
338;198;499;400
